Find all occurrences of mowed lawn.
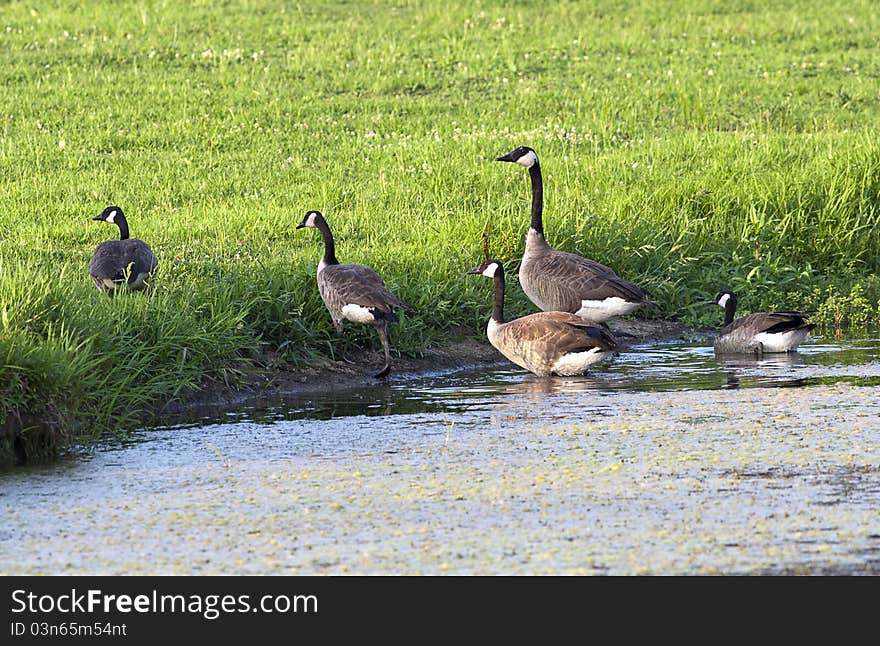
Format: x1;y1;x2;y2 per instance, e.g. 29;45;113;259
1;0;879;458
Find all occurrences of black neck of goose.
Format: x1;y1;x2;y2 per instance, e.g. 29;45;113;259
492;266;506;324
723;298;737;327
528;162;544;237
116;216;130;240
315;216;339;266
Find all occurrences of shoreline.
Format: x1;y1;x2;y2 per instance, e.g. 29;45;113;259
164;318;697;417
2;319;697;468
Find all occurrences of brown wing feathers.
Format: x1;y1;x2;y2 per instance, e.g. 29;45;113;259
724;311;814;336
320;264;412;320
89;240;157;283
543;251;651;302
501;312;618;354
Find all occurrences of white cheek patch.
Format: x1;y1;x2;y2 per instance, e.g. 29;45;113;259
481;263;498;278
341;303;376;324
516;150;538;168
717;293;730;307
305;212;318;227
106;210;118;224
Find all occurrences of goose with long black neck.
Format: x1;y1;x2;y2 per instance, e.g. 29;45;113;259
89;205;158;296
297;209;412;378
467;258;618;376
495;146;654;323
710;290;815;355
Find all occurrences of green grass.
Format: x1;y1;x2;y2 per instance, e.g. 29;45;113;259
2;0;880;461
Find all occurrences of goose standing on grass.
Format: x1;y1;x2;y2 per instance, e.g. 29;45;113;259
710;290;816;355
467;258;619;376
297;210;412;379
89;206;158;296
495;146;654;323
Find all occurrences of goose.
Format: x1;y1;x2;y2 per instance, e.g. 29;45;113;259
89;206;158;296
296;210;412;379
467;258;619;376
495;145;654;323
710;290;816;355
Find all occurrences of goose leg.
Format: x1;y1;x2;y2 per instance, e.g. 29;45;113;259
372;324;391;379
338;337;357;365
331;319;356;364
338;346;357;365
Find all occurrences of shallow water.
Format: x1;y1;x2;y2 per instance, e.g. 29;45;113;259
2;336;880;575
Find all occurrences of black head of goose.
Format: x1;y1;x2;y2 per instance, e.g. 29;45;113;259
296;209;413;379
710;290;816;355
466;258;618;376
89;206;158;296
495;145;654;323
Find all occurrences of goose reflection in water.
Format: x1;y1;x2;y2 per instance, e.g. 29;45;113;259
716;352;810;389
502;373;616;396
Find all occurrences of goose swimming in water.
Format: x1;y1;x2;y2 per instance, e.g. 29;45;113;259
467;258;618;376
710;290;816;355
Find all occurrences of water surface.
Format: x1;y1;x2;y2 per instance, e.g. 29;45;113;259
2;336;879;575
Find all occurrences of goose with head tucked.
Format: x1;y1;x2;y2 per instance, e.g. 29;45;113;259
710;290;816;355
89;206;158;296
297;210;412;378
467;258;618;376
495;146;654;324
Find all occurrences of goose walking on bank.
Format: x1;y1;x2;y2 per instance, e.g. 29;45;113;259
467;258;619;376
710;290;816;355
495;146;653;323
89;206;158;296
297;210;412;379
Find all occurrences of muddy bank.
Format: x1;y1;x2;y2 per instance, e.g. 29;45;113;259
166;319;696;418
1;410;66;468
